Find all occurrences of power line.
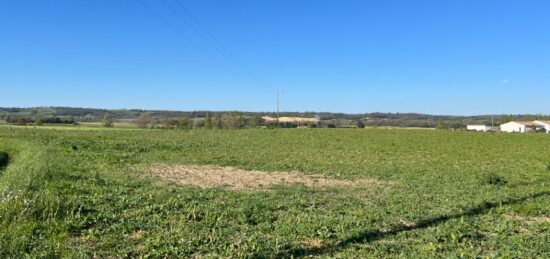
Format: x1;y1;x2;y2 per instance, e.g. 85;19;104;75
167;0;272;89
173;0;254;69
136;0;265;88
173;0;201;26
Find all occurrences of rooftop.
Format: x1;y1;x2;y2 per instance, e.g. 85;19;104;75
504;121;537;126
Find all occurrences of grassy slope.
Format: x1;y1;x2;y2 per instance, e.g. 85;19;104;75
0;126;549;257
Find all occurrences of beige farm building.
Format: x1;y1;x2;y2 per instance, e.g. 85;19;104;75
466;125;492;132
534;120;550;133
499;121;538;133
261;116;320;124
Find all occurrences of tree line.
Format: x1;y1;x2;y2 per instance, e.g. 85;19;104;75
132;112;265;129
2;107;550;129
4;115;76;125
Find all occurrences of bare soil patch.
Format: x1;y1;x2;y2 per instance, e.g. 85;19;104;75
149;164;379;190
505;213;550;224
302;238;325;249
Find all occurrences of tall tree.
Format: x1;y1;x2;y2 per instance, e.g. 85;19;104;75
15;117;28;126
212;114;222;129
178;117;189;129
248;115;263;128
101;113;113;127
163;117;177;129
136;113;150;128
204;112;213;129
222;113;239;129
237;114;246;129
500;115;512;124
435;120;446;130
35;115;43;126
192;118;202;129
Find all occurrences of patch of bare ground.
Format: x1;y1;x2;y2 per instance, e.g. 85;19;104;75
149;164;380;190
505;213;550;224
302;238;325;249
128;230;144;240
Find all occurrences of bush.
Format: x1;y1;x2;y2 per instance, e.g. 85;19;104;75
35;115;43;125
481;172;507;186
178;117;189;129
0;151;8;168
546;163;550;171
101;113;114;128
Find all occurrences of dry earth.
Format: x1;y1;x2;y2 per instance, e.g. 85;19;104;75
505;213;550;224
149;164;379;190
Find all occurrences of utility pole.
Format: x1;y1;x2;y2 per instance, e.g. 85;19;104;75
491;115;494;127
276;89;280;128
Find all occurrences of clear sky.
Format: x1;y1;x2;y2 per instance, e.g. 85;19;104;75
1;0;549;115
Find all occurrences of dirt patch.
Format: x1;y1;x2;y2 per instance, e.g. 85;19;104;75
149;164;379;190
129;230;144;240
505;213;550;224
302;238;325;249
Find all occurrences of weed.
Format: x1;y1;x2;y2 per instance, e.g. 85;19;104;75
481;172;507;186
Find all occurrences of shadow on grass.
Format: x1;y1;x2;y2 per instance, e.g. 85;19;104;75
0;151;9;169
280;191;550;257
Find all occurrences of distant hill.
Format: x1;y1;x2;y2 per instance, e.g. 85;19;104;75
0;106;548;128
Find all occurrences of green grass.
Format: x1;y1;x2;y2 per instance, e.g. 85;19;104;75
0;127;549;257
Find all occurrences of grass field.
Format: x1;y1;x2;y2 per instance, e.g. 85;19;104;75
0;126;549;257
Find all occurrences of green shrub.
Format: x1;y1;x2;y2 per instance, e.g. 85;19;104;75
546;163;550;171
481;172;507;186
0;152;8;168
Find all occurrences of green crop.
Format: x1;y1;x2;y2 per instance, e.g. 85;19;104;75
0;126;548;257
481;172;507;186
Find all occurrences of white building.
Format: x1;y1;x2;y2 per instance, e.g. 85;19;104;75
466;125;492;132
499;121;537;133
534;120;550;133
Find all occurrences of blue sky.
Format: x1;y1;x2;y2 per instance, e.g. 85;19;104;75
1;0;549;115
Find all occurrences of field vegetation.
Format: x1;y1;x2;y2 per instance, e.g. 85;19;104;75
0;126;549;257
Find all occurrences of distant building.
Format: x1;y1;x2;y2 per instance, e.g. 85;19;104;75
534;120;550;133
499;121;538;133
466;125;492;132
261;116;318;124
